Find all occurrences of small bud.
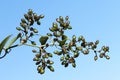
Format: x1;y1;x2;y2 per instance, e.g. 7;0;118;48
21;18;26;23
36;61;40;65
30;32;34;37
29;19;34;26
33;28;38;33
48;53;53;57
81;42;87;48
31;41;36;45
74;52;79;58
37;21;41;25
54;50;59;54
32;50;37;53
33;13;38;21
72;35;76;40
65;21;70;26
68;26;72;29
59;16;63;21
47;66;54;72
69;57;75;63
49;27;56;32
35;53;41;58
95;40;99;45
40;14;44;19
37;66;45;74
61;61;67;65
76;46;82;51
105;46;109;52
99;53;104;58
94;56;98;61
16;27;22;31
20;23;26;29
105;55;110;60
56;18;60;22
33;57;39;61
42;54;49;58
64;62;68;67
65;16;69;20
53;22;58;28
65;54;70;60
47;33;52;36
24;14;29;20
47;60;54;65
83;49;89;55
60;56;64;61
72;63;76;68
102;46;106;51
91;44;97;49
28;9;33;15
21;39;27;44
78;36;85;42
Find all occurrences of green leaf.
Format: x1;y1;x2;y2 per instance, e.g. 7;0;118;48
39;36;48;45
6;33;21;49
0;35;12;54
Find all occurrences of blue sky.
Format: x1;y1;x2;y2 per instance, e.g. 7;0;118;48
0;0;120;80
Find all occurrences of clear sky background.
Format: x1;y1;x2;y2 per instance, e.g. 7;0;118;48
0;0;120;80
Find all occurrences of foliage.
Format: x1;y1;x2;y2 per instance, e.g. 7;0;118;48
0;9;110;74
